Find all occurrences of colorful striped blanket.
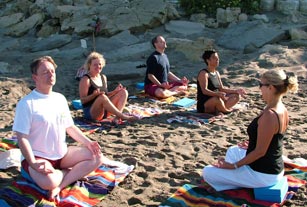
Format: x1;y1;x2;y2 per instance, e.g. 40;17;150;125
159;164;307;207
0;137;18;152
0;138;134;207
0;162;134;207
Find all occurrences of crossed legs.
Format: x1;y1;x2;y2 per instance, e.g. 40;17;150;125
204;93;240;114
154;85;188;99
90;90;135;121
28;146;105;199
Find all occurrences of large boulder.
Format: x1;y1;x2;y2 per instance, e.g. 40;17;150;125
217;20;285;50
5;13;45;37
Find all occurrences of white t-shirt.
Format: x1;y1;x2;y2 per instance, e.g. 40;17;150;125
13;90;74;160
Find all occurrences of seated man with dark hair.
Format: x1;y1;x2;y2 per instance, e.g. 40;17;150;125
144;35;189;99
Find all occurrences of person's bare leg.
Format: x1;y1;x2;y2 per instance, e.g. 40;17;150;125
91;94;136;121
109;89;128;112
215;100;232;114
28;161;65;191
48;147;105;199
169;85;188;92
224;94;240;109
204;97;232;114
47;169;70;199
155;88;179;99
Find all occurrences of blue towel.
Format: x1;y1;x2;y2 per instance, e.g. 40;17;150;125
172;98;196;108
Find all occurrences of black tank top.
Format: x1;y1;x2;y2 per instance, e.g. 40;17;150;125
82;74;106;108
246;110;284;174
197;69;221;111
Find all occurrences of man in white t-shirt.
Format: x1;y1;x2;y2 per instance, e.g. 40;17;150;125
13;56;106;199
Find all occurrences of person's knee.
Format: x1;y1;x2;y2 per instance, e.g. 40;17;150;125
89;153;104;168
35;172;62;190
202;166;210;180
98;154;108;165
202;165;216;181
233;93;240;102
213;97;224;105
96;94;109;102
155;89;167;98
118;89;128;98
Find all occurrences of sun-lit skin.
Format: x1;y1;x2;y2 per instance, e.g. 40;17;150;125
32;61;56;94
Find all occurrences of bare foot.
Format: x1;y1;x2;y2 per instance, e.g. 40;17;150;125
48;186;61;200
79;176;89;181
121;114;139;121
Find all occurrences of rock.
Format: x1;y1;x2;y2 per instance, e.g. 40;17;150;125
289;28;307;40
276;0;300;15
104;42;152;62
5;13;45;37
167;37;215;62
217;21;285;50
31;34;72;52
252;14;270;23
0;13;24;28
0;62;9;74
165;20;205;37
260;0;276;12
216;7;241;25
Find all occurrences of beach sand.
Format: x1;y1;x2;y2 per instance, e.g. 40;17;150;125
0;49;307;207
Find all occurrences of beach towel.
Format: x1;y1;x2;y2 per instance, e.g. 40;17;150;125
0;137;22;169
166;113;222;126
124;104;166;119
0;148;23;169
0;137;134;207
74;117;115;135
159;161;307;207
0;160;134;207
172;98;197;108
0;137;18;151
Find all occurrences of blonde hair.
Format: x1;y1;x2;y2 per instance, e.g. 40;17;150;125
84;52;106;71
261;69;298;94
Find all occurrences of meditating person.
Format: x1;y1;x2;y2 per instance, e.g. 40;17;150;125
197;50;246;114
144;35;189;99
202;69;298;191
13;56;107;199
79;51;136;121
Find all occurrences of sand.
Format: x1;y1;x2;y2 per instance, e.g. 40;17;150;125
1;20;307;207
1;59;307;206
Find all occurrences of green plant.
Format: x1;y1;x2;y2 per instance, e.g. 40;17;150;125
179;0;260;16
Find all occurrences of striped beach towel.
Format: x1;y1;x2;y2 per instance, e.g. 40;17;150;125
0;163;134;207
0;137;18;152
0;138;134;207
74;117;116;135
159;165;307;207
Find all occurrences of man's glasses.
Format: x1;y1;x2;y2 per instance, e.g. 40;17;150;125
258;82;270;88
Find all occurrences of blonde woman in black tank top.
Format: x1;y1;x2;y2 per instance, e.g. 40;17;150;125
202;69;298;191
79;52;137;122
